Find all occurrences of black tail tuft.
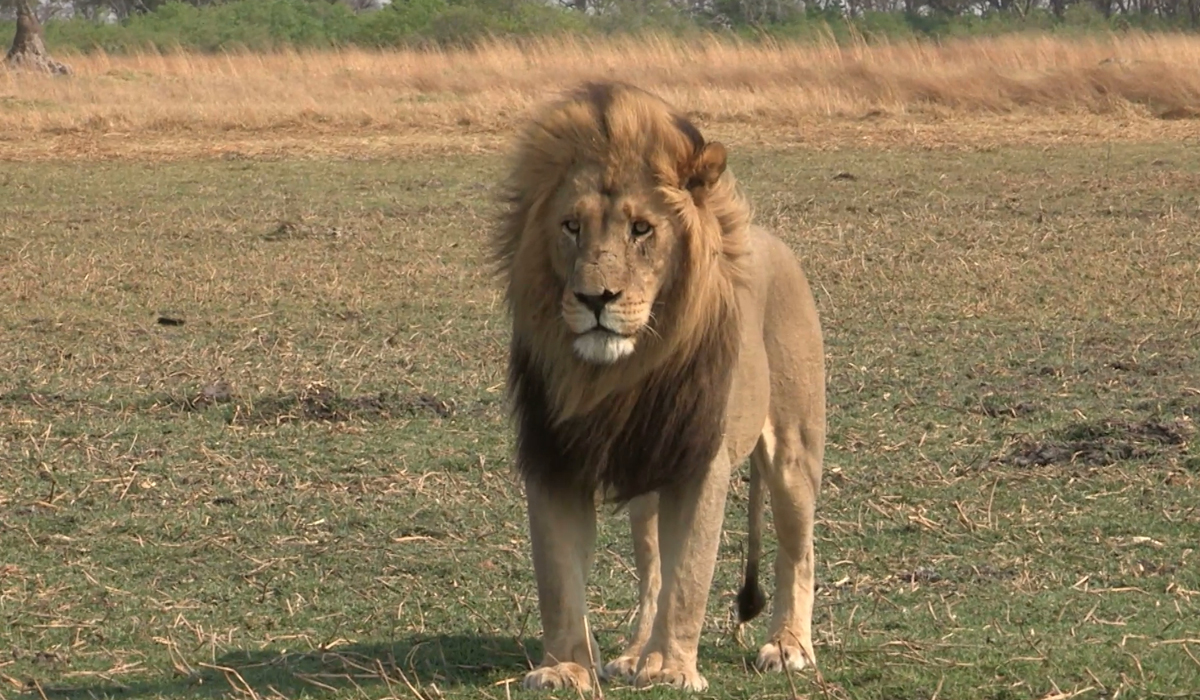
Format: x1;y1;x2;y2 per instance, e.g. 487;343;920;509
736;570;767;623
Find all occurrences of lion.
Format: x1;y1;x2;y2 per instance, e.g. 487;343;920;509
492;81;826;692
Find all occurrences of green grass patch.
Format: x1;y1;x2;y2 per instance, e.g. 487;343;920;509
1;143;1198;699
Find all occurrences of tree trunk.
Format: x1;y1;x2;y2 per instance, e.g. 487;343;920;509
6;0;73;75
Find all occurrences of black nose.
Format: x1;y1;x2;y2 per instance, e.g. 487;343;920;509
576;290;622;316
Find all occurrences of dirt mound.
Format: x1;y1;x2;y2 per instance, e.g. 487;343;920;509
5;1;72;76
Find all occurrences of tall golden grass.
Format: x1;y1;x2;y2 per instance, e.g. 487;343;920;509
2;31;1199;159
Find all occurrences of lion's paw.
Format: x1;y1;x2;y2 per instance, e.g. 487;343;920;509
601;655;640;682
754;641;812;673
522;662;594;691
635;663;708;692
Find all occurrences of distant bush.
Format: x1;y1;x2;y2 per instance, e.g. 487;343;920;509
1;0;1195;55
350;0;451;48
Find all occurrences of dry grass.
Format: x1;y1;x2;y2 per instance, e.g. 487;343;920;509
2;31;1200;160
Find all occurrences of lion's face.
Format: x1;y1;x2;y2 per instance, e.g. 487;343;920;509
497;81;734;378
546;165;684;365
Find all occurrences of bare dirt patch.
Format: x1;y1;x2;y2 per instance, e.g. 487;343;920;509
1006;417;1194;467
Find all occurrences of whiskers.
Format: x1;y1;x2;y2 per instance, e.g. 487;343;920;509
642;310;664;342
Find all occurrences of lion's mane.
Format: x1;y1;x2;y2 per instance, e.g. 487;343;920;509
493;81;753;503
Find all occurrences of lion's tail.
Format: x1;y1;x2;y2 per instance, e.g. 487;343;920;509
736;458;767;623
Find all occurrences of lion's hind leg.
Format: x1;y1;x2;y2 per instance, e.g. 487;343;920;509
753;414;823;674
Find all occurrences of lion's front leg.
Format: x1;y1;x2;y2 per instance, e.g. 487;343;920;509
633;451;732;692
523;480;602;692
602;493;661;683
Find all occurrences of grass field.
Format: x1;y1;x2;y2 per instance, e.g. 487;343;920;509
2;33;1200;700
4;31;1200;160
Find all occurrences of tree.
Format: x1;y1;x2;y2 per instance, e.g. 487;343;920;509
5;0;72;74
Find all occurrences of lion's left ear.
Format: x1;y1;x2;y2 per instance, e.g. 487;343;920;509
684;142;727;199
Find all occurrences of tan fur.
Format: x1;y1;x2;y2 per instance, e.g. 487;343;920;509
494;81;826;692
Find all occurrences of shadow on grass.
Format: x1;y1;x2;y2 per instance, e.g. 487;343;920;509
39;635;538;699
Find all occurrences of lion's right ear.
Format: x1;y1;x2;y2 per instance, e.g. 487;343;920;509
684;142;727;198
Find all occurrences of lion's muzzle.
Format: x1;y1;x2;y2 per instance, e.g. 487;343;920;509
563;287;642;365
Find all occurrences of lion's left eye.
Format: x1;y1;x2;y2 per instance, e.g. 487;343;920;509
630;220;654;238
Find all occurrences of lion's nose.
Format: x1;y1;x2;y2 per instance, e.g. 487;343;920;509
575;290;622;317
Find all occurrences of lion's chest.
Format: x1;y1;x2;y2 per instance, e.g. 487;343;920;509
512;337;738;503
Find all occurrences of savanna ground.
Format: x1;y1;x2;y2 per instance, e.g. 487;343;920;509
2;32;1199;700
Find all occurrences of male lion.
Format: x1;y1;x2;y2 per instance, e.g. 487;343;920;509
492;81;826;692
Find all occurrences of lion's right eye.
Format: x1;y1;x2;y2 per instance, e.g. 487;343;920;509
562;219;581;237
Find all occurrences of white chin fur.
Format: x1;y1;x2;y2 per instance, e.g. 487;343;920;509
573;332;636;364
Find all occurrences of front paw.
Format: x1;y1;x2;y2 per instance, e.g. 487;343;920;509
601;655;640;682
755;641;812;673
522;662;594;691
634;658;708;692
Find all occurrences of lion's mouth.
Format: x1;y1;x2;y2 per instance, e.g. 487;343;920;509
578;320;635;340
588;326;626;338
